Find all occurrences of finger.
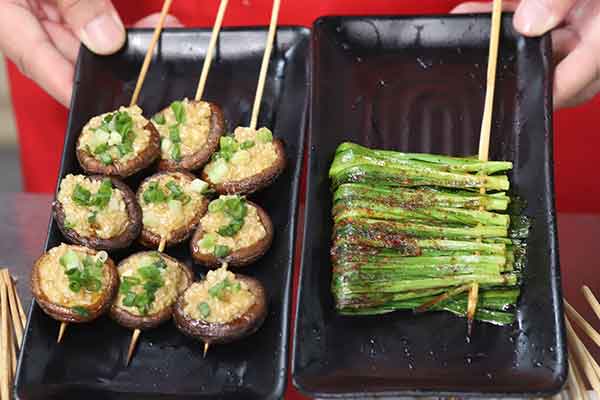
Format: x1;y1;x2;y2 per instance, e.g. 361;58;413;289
42;20;80;63
450;1;519;14
134;13;184;28
551;27;579;63
558;78;600;109
553;44;599;108
56;0;125;55
0;3;73;106
513;0;577;36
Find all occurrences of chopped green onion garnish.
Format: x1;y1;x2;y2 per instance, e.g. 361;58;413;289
152;113;166;125
198;302;211;318
213;244;230;258
72;184;91;206
256;127;273;143
240;140;255;150
99;152;113;165
169;125;181;143
170;101;186;124
72;306;90;317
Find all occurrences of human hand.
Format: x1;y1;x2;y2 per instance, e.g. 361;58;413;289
452;0;600;109
0;1;182;108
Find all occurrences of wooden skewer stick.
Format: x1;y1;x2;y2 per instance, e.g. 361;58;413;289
129;0;175;106
564;300;600;348
1;270;23;348
126;329;141;366
565;317;600;395
203;342;210;358
478;0;502;163
582;285;600;321
567;352;584;400
57;321;68;343
195;0;229;101
249;0;282;131
1;278;10;400
158;237;167;253
13;276;26;328
468;0;503;336
466;282;479;336
570;351;589;400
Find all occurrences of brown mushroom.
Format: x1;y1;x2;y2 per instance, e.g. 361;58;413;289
109;252;194;330
137;171;209;249
190;200;273;268
173;274;267;345
31;244;118;323
76;107;161;178
52;175;142;250
201;138;286;195
156;101;225;172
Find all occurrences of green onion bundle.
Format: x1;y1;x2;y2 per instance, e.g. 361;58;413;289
329;142;529;325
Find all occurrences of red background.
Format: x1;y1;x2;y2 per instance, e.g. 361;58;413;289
4;2;599;399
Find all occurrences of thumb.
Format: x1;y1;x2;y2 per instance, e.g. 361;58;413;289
513;0;577;36
57;0;126;55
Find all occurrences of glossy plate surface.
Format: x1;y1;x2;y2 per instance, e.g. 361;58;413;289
292;15;565;398
16;27;310;400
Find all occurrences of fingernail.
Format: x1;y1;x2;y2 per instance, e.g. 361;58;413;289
514;0;558;36
80;11;126;55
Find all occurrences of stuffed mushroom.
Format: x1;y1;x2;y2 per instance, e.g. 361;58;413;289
31;243;118;323
76;105;160;177
173;266;267;346
137;171;210;249
110;251;193;330
152;99;225;171
190;195;273;268
53;174;142;250
201;127;286;195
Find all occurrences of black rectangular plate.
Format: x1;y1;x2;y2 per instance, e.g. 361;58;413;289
292;15;566;398
16;27;310;400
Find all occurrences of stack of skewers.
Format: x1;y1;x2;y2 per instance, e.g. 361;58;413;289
0;269;26;400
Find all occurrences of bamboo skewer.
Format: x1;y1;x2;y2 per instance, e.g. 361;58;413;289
126;328;141;366
565;317;600;396
195;0;229;101
1;278;10;400
129;0;175;107
1;270;22;348
57;322;67;343
568;353;586;400
583;285;600;321
468;0;502;335
564;300;600;348
249;0;282;131
478;0;502;163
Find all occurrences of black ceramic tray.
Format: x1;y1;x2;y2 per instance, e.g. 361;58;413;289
15;27;310;400
292;15;565;398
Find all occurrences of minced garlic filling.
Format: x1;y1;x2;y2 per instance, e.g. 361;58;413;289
38;244;108;307
198;204;266;253
157;99;212;160
139;173;205;239
204;127;278;182
183;268;255;323
57;174;129;239
116;254;188;316
78;105;151;164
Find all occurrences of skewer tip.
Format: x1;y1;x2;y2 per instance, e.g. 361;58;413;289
203;342;210;358
158;237;167;253
126;329;141;366
57;322;67;343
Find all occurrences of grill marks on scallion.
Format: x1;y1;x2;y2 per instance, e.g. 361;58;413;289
329;143;529;325
119;254;167;315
